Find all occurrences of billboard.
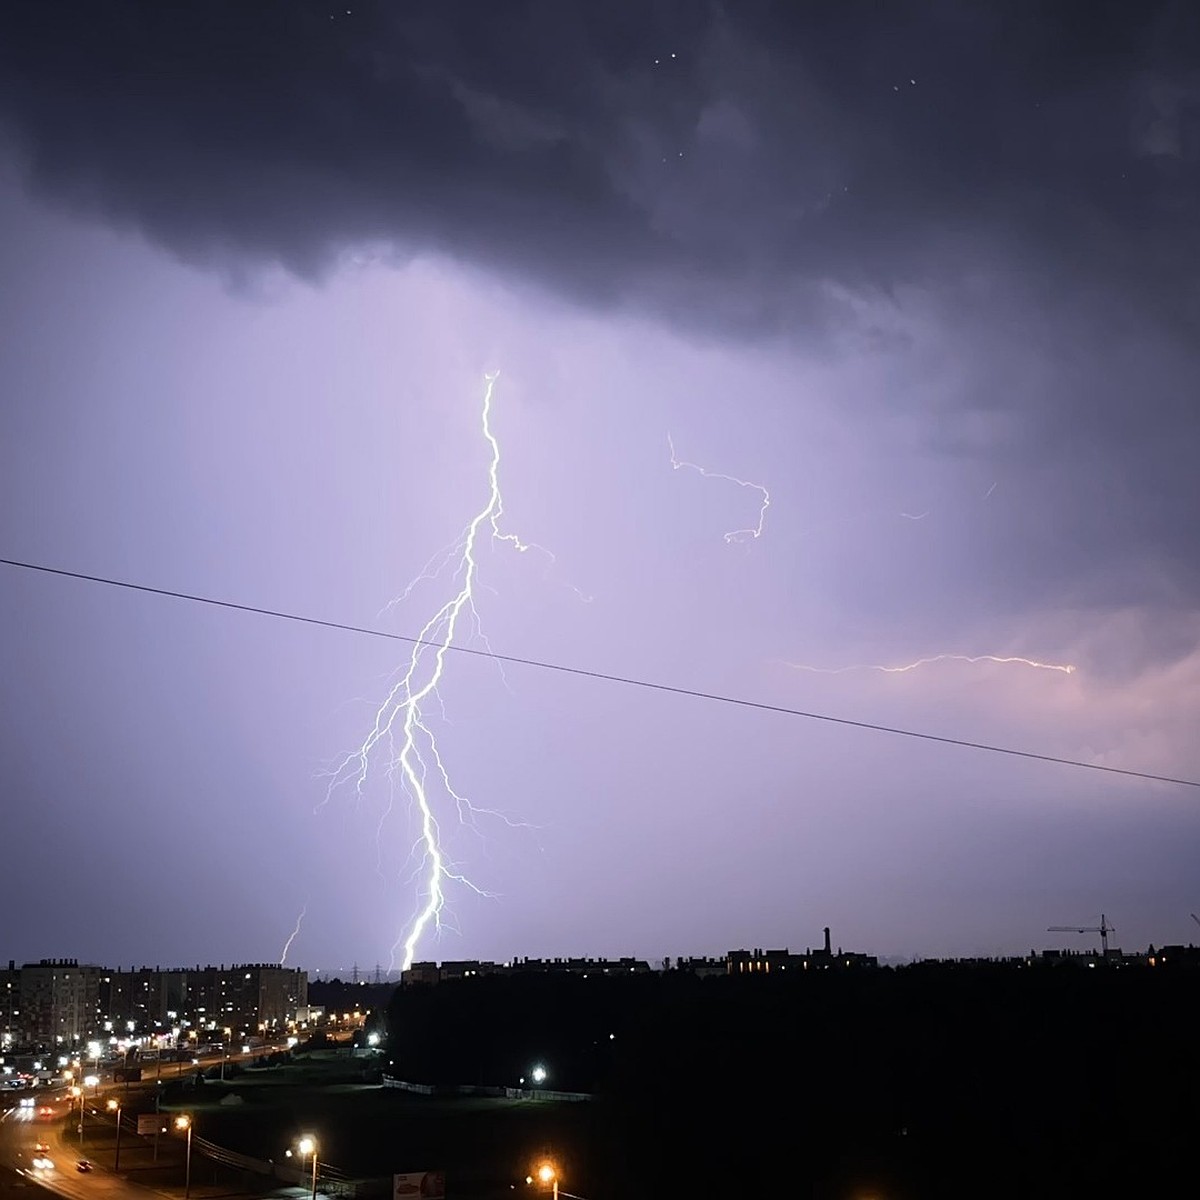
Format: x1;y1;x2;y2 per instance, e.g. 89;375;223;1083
394;1171;445;1199
137;1114;168;1136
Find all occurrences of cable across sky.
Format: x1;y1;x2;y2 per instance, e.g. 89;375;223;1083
2;554;1198;790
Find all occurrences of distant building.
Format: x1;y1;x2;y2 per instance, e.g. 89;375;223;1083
506;956;652;977
401;955;654;985
727;927;878;975
728;947;793;975
674;956;728;978
1147;944;1200;968
186;964;307;1035
18;959;104;1044
438;960;497;981
0;959;306;1048
0;962;18;1048
401;962;440;986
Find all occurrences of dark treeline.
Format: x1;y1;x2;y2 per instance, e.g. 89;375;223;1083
386;964;1198;1198
308;978;395;1017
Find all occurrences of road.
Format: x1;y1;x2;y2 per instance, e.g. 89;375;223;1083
0;1045;297;1200
0;1088;137;1200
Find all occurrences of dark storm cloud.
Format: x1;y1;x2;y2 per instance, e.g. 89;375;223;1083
3;0;1199;625
1;0;1197;330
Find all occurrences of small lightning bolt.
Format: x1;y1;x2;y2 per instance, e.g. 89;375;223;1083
323;372;546;972
668;434;771;543
786;653;1077;676
280;903;307;966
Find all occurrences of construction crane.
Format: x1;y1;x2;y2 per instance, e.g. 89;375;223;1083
1048;913;1113;956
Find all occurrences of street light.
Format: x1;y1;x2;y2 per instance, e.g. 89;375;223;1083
70;1085;84;1145
175;1115;193;1199
528;1161;558;1200
297;1135;318;1200
107;1099;123;1171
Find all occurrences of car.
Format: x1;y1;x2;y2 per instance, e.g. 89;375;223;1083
31;1156;54;1170
34;1142;50;1153
76;1160;93;1173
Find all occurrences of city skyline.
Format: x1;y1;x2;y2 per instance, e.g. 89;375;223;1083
2;2;1198;970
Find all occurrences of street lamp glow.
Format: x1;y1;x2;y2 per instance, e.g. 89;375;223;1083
530;1064;547;1085
177;1112;194;1199
296;1136;319;1200
532;1160;559;1198
109;1098;124;1171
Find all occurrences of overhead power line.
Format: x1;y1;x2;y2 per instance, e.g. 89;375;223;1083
2;554;1197;790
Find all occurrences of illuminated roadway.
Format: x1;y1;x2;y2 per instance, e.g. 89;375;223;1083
0;1046;291;1200
0;1087;140;1200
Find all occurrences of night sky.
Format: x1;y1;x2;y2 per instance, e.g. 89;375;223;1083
1;1;1198;972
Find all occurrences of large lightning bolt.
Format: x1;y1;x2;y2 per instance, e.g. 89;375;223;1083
323;372;542;971
668;434;771;542
279;903;307;966
786;653;1077;676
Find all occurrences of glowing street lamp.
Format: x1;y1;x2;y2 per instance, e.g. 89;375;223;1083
527;1160;558;1199
530;1064;547;1085
107;1099;123;1170
297;1135;318;1200
70;1085;84;1145
175;1115;193;1199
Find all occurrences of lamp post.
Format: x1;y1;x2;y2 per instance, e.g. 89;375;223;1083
70;1086;84;1146
107;1099;123;1171
298;1135;318;1200
533;1161;558;1200
175;1115;193;1199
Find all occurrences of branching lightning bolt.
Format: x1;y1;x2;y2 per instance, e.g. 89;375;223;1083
280;903;307;966
668;434;771;542
323;372;546;973
786;653;1077;676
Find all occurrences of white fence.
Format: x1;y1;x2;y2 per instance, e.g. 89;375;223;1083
381;1076;591;1102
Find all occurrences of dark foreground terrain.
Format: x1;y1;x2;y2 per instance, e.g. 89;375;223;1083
386;961;1199;1199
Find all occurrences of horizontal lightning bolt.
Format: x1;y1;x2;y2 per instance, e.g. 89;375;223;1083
668;434;771;543
786;653;1077;676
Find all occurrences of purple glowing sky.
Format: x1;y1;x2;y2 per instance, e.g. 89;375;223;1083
1;2;1198;971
